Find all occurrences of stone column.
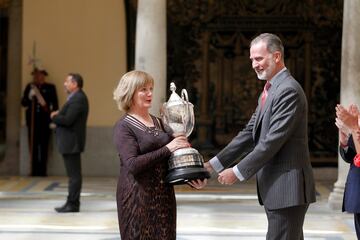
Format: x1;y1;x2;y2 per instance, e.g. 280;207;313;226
135;0;166;116
0;0;22;175
328;0;360;209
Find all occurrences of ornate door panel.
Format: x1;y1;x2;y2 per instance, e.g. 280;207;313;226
166;0;343;164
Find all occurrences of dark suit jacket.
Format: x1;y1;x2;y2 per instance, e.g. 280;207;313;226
340;136;360;213
52;89;89;154
216;69;316;210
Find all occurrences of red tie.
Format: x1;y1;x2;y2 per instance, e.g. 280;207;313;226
261;81;271;109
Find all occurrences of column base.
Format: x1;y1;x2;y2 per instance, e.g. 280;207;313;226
328;180;345;210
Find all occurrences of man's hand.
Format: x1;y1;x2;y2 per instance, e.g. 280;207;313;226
50;110;59;119
218;168;237;185
204;162;214;174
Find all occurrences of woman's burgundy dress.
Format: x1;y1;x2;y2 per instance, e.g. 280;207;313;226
113;114;176;240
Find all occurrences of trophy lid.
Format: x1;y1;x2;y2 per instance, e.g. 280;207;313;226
164;82;193;107
162;82;195;137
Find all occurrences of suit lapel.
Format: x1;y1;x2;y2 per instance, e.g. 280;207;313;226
253;100;262;139
253;70;290;132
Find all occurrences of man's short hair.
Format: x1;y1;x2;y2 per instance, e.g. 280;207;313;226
250;33;284;60
68;73;84;89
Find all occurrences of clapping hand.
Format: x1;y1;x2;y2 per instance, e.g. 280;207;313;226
335;104;359;130
353;115;360;142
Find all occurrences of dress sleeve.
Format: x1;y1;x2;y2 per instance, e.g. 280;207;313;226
113;121;171;176
340;135;356;164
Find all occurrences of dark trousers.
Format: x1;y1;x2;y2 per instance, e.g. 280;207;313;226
63;153;82;206
354;213;360;239
28;127;50;176
265;204;309;240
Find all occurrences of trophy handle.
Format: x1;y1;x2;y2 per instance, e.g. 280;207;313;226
181;89;190;123
181;89;194;137
181;89;189;103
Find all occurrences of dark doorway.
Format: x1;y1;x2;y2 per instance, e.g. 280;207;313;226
0;15;8;159
167;1;343;166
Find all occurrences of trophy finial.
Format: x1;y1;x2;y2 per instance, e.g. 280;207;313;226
170;82;176;93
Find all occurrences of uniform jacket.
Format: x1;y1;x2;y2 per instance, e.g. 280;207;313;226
340;136;360;213
52;89;89;154
216;69;316;210
21;82;58;128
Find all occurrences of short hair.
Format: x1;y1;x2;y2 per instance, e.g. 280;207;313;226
250;33;284;60
113;70;154;112
68;73;84;89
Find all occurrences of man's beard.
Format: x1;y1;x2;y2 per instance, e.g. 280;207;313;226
255;60;275;81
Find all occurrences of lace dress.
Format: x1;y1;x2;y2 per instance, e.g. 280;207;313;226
113;114;176;240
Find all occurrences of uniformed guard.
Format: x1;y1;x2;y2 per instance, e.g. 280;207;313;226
21;68;58;176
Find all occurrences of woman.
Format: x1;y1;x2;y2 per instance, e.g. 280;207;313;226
336;104;360;239
113;70;206;239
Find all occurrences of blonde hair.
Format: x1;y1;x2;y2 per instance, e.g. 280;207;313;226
113;70;154;112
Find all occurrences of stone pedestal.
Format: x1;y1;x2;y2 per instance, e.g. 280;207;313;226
328;0;360;210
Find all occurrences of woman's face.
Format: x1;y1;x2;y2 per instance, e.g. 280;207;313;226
131;83;153;110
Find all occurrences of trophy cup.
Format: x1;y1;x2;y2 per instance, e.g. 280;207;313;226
161;82;210;184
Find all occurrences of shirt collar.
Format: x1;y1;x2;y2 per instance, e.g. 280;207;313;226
269;67;287;83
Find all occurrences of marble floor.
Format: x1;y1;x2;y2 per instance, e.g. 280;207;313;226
0;168;356;240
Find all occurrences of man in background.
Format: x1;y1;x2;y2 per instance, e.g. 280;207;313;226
51;73;89;213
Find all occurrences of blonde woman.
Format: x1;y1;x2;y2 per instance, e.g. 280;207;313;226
113;70;206;240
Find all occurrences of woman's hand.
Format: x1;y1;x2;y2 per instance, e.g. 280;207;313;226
187;178;208;189
336;104;358;130
165;135;190;152
335;117;350;147
354;127;360;143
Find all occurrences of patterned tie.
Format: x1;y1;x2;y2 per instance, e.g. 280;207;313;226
261;81;271;109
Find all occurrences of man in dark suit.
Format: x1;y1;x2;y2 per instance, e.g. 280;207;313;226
205;33;316;240
21;68;58;176
51;73;89;213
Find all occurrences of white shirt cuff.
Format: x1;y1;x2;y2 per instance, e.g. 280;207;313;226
209;156;224;173
232;166;245;181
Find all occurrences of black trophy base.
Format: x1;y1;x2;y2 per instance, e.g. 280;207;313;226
165;167;211;185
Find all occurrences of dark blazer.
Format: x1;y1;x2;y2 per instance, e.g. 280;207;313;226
340;136;360;213
216;69;316;210
52;90;89;154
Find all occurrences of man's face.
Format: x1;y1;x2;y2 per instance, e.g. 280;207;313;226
250;41;277;81
64;76;77;94
33;72;46;84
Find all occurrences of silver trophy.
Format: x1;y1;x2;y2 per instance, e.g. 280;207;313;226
161;82;210;184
